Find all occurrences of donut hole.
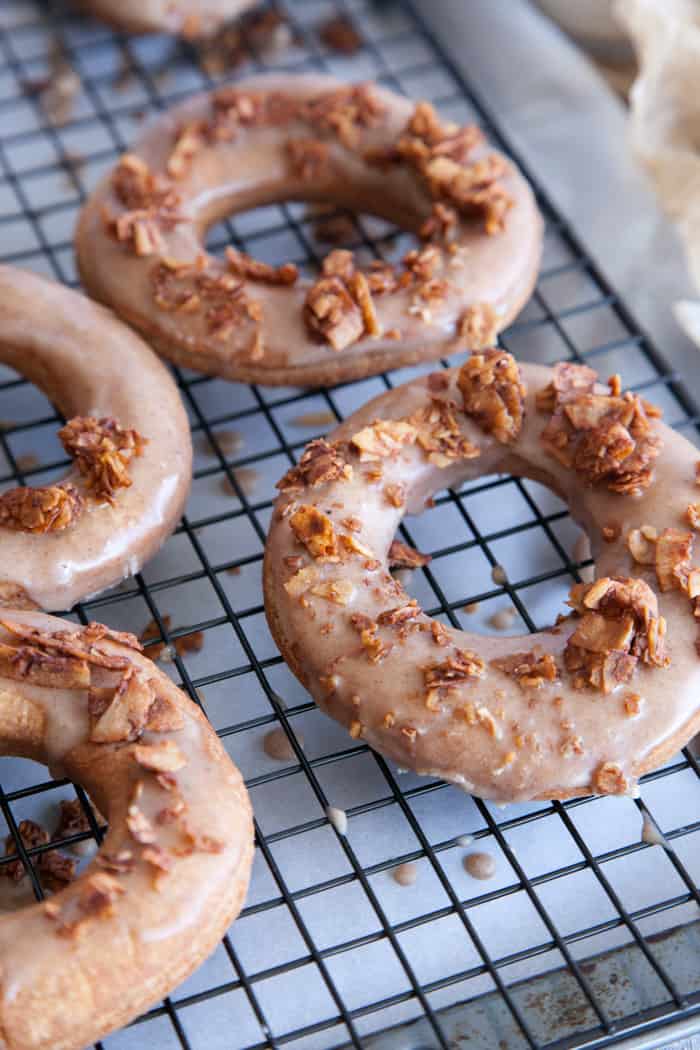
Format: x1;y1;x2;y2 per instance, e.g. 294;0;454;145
204;198;420;277
0;756;105;911
385;463;599;640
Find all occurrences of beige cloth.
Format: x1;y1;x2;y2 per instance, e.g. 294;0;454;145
616;0;700;344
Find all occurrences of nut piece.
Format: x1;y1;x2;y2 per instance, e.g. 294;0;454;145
59;416;146;503
457;348;525;444
410;397;480;467
289;505;338;560
0;483;83;534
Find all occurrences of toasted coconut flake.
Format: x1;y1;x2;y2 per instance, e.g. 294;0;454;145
538;365;661;494
410;397;479;467
565;576;668;693
289;505;338;560
594;761;629;796
458;304;499;350
388;540;431;569
132;739;187;774
310;579;355;605
277;439;351;492
89;668;157;744
490;650;559;690
284;565;319;598
627;527;656;566
351;419;417;461
0;483;83;534
59;416;146;503
655;528;693;593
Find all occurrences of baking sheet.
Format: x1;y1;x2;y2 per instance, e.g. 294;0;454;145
0;1;699;1048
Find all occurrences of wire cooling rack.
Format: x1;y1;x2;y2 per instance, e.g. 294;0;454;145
1;1;700;1048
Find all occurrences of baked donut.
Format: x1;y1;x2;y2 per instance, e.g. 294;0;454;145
0;266;191;612
77;0;259;36
76;74;543;388
264;352;700;801
0;611;253;1050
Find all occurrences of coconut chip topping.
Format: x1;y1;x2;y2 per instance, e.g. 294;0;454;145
389;101;514;234
105;154;186;256
0;483;83;534
0;620;228;933
564;576;668;693
304;250;382;351
277;439;352;492
0;414;145;535
491;650;559;690
105;86;516;357
457;349;525;444
59;416;146;503
538;364;662;494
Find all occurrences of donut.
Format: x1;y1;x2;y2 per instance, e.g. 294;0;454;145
264;351;700;801
76;74;543;388
0;611;253;1050
77;0;259;36
0;266;191;612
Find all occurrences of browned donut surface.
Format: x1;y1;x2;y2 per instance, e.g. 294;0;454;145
0;611;253;1050
78;0;259;36
76;74;543;387
264;353;700;801
0;266;191;612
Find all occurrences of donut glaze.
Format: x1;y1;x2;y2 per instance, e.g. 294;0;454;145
0;267;191;611
78;0;259;36
0;611;253;1050
264;356;700;802
76;74;543;387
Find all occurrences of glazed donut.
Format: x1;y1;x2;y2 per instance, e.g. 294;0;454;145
0;611;253;1050
0;266;191;612
77;0;259;36
77;74;543;388
264;352;700;801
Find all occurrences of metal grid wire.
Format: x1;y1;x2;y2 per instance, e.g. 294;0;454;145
0;1;699;1048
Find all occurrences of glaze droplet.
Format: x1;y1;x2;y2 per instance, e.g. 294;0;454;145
392;861;417;887
464;851;496;880
263;727;303;762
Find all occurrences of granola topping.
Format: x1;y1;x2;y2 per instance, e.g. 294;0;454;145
458;303;500;349
277;439;351;492
304;251;381;350
410;397;480;467
491;650;559;690
457;349;525;444
538;364;661;493
388;540;431;569
0;483;82;534
59;416;146;503
565;576;668;693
